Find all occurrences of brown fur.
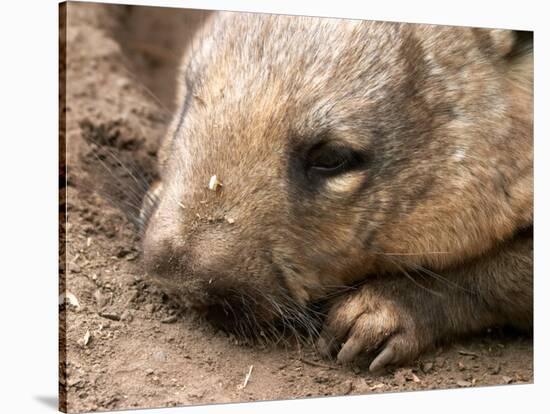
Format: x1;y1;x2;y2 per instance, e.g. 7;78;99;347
142;12;532;370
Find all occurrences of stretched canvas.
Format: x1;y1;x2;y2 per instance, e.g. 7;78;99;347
59;2;533;412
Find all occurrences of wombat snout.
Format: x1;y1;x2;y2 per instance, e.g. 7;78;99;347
143;223;233;285
143;214;283;334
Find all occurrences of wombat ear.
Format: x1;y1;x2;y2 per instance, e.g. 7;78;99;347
477;29;533;90
487;29;516;56
476;29;533;60
502;30;533;91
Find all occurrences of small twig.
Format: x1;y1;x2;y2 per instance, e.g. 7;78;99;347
299;357;338;370
238;365;254;390
458;350;480;358
98;311;121;321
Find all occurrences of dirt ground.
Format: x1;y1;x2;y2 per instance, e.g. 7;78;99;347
59;3;533;413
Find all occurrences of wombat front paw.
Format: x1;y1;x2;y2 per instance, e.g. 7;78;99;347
316;284;431;372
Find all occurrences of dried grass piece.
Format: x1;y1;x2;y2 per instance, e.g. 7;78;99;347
83;330;91;346
238;365;254;390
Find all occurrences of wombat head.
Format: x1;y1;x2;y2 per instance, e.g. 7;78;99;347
142;13;532;337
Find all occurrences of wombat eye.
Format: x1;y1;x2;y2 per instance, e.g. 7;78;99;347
307;144;360;177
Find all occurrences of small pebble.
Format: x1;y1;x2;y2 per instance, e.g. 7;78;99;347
421;362;434;373
121;310;133;322
490;364;501;375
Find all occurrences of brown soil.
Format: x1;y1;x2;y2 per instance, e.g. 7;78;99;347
59;3;533;413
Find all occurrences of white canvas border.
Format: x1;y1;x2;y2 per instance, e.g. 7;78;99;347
0;0;547;413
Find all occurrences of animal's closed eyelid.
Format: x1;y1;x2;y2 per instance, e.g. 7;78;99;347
309;141;369;166
308;143;349;165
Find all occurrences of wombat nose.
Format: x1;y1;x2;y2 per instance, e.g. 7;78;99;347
144;223;235;284
144;224;280;336
142;223;188;278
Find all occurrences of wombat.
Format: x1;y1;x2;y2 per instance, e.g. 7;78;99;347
141;12;533;372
